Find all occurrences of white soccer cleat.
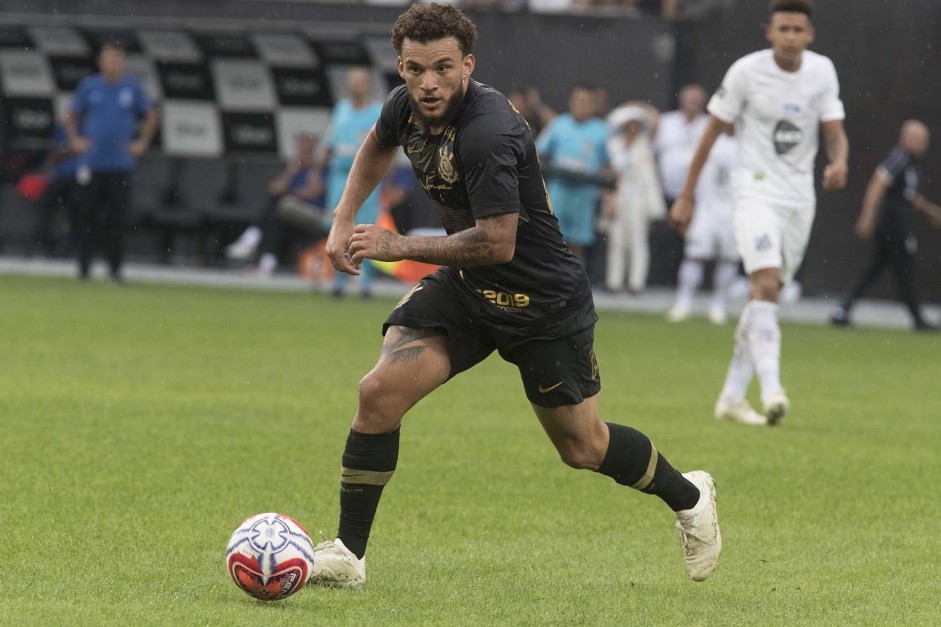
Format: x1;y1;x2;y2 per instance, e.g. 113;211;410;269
675;470;721;582
666;305;691;323
763;390;790;426
308;537;366;589
707;306;727;326
714;398;768;426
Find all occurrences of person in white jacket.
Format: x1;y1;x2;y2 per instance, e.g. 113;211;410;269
666;133;740;325
603;103;665;294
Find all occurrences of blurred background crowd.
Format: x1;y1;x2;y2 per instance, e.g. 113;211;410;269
0;0;938;312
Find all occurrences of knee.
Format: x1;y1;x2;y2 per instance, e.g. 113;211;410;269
555;439;605;471
354;371;401;431
357;371;388;414
750;274;780;301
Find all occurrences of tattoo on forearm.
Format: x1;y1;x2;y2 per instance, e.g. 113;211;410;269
376;231;394;259
399;225;513;266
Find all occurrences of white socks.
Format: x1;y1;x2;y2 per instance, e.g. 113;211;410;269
672;260;737;317
711;261;738;314
719;299;783;404
746;300;783;404
673;260;704;313
719;302;756;402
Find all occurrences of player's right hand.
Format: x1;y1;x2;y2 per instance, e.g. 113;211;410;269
669;197;694;235
325;217;360;276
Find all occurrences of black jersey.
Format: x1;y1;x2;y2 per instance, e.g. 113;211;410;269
877;147;920;234
375;81;590;323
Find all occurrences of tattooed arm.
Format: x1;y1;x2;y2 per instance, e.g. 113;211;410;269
348;212;518;267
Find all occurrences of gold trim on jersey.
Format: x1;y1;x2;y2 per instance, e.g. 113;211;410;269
395;283;424;309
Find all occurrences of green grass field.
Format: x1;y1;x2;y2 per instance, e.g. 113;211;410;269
1;274;938;625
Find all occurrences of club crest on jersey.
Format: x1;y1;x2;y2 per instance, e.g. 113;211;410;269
772;120;802;155
438;143;459;185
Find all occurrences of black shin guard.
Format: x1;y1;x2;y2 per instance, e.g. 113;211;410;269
337;428;400;559
597;422;699;512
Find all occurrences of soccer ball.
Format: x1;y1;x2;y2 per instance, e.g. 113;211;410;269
226;513;315;601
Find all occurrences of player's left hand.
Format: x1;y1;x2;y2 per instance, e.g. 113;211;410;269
822;161;847;190
349;224;402;264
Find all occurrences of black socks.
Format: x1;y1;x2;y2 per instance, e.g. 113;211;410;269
597;422;700;512
335;422;699;560
337;428;400;559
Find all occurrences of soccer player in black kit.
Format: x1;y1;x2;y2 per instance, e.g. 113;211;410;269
311;3;721;587
831;120;941;331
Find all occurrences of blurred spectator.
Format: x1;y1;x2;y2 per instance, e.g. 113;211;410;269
325;67;384;298
65;41;159;282
571;0;679;18
507;86;556;138
666;133;738;324
650;83;707;286
225;133;327;275
572;0;631;13
536;84;611;262
602;103;664;293
29;123;81;257
592;85;611;118
384;165;445;237
831;120;941;331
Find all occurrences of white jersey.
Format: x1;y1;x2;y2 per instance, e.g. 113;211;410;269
708;48;844;206
696;133;736;215
654;110;708;199
686;134;738;261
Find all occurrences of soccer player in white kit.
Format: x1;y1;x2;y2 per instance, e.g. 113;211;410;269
669;0;848;426
667;133;739;325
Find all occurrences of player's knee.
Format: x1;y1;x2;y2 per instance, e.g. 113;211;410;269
555;440;604;471
356;371;399;425
750;274;780;301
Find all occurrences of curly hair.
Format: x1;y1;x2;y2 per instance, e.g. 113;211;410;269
769;0;813;18
391;3;478;56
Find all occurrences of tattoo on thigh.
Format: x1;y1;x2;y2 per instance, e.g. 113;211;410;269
382;326;440;363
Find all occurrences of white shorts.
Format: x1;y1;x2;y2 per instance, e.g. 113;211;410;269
685;202;738;261
733;197;815;283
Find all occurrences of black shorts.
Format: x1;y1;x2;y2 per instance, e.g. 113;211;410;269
383;268;600;408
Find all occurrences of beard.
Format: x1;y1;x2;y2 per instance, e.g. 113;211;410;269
408;83;466;130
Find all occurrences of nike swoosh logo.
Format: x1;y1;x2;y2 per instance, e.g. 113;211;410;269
538;381;564;394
